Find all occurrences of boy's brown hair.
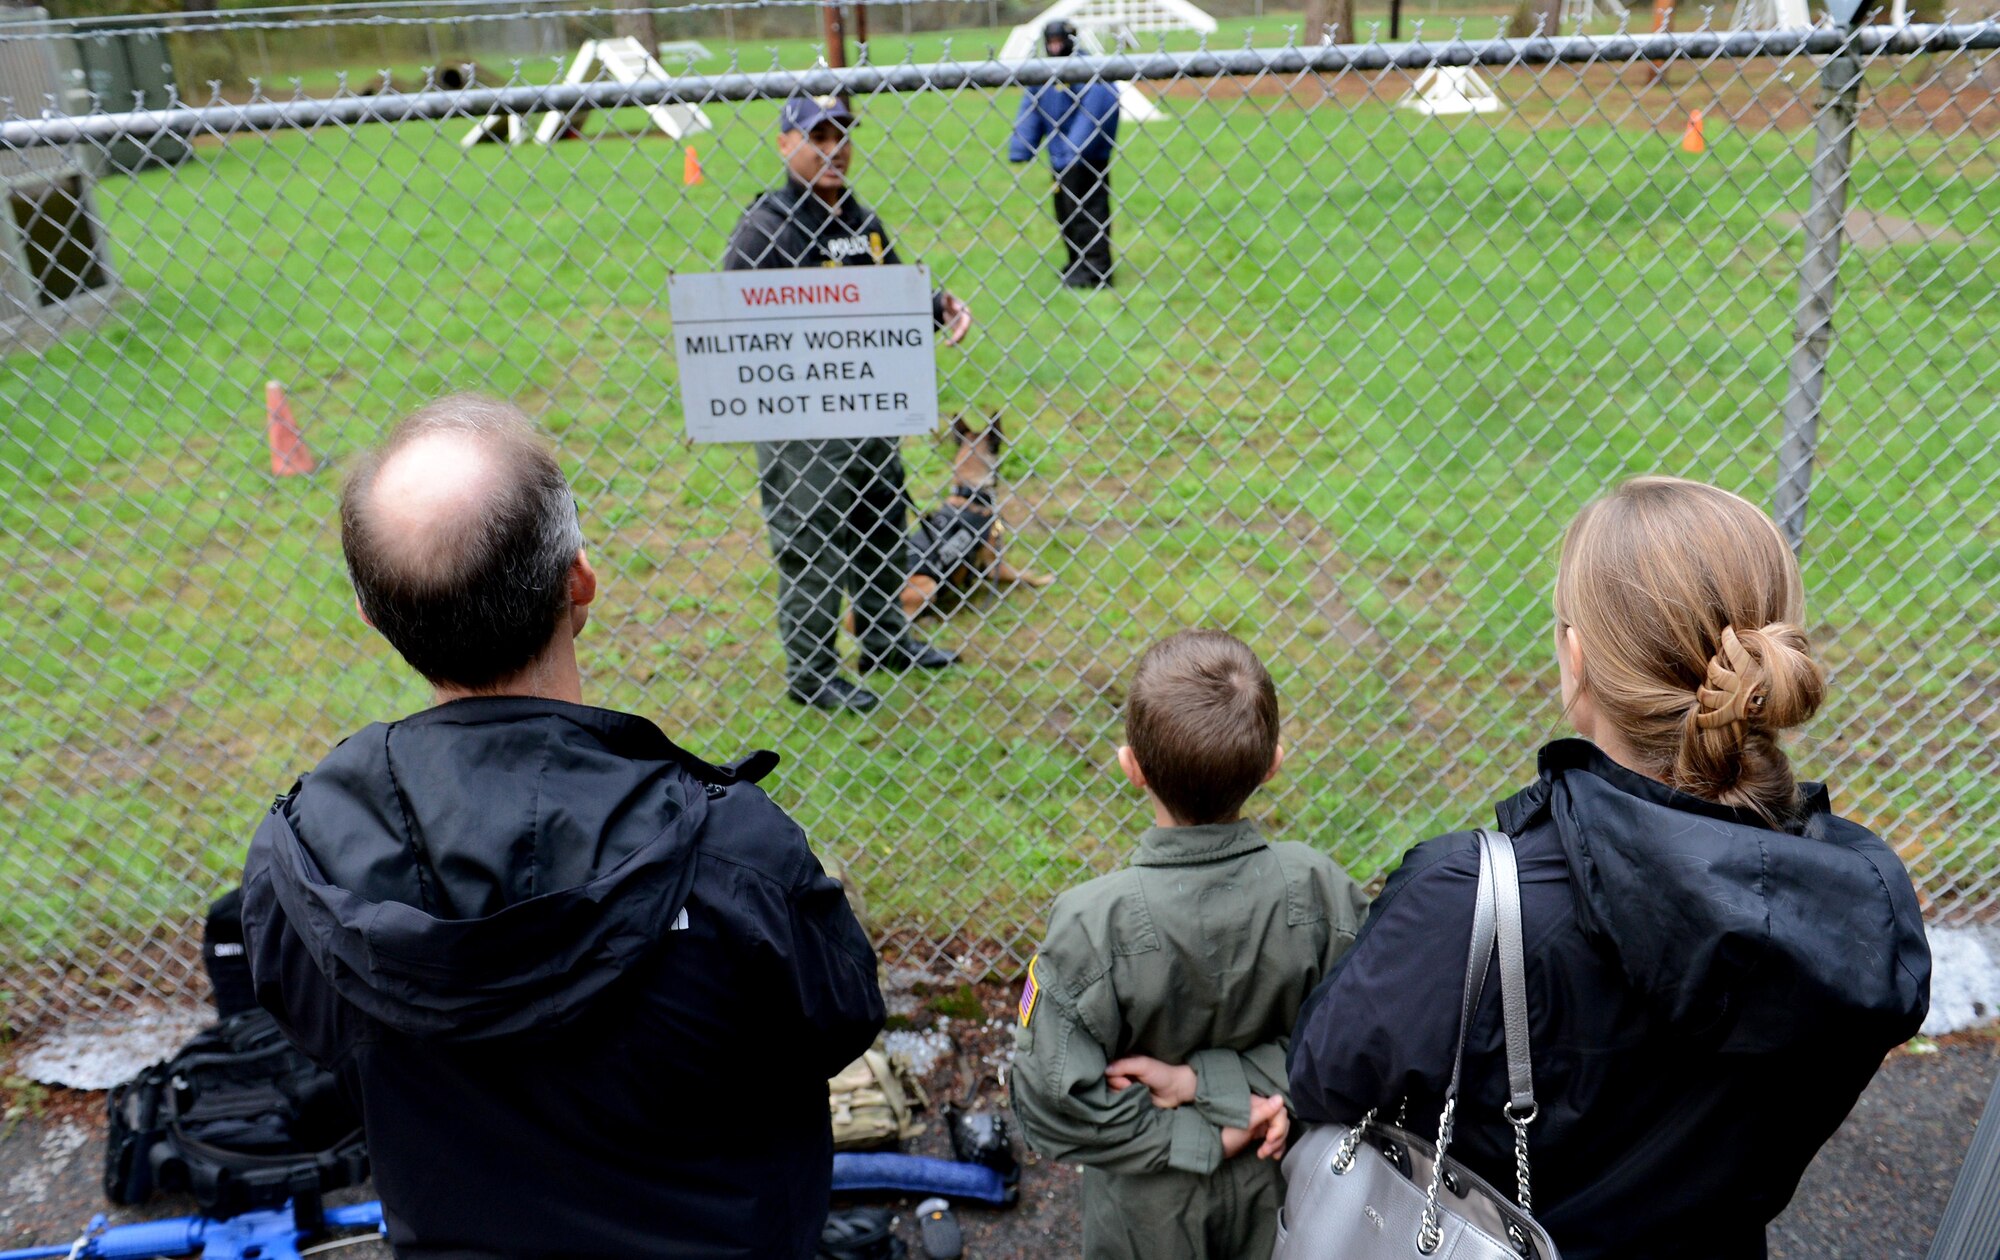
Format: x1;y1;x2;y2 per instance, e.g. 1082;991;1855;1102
1125;629;1280;826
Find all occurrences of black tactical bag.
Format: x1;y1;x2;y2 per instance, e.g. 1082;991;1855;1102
103;889;368;1217
819;1207;909;1260
103;1007;368;1215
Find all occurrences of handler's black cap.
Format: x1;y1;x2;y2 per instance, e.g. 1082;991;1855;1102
779;94;856;133
1043;18;1079;49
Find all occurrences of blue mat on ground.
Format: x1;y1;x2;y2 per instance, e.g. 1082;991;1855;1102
831;1152;1012;1204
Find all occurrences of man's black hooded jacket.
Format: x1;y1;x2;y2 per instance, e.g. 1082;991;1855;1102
241;696;885;1259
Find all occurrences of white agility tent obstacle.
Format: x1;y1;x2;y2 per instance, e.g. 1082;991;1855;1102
1729;0;1812;28
1000;0;1220;123
1397;65;1502;116
461;37;714;149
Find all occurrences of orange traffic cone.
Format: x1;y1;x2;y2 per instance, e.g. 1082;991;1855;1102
266;380;315;477
1681;109;1706;154
683;144;703;186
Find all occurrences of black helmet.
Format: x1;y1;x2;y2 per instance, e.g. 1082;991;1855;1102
1043;18;1078;55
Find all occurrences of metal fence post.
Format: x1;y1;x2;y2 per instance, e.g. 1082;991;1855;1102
1775;21;1868;555
1927;1056;2000;1260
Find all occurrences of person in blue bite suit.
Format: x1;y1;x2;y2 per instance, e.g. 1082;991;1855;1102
1009;19;1121;289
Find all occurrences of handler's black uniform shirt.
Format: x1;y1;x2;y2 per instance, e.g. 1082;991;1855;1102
722;178;947;323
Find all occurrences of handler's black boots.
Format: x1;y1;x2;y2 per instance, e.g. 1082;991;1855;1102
1061;269;1114;290
789;676;880;713
793;643;953;710
860;641;957;673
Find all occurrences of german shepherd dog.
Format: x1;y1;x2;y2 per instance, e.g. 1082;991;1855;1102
900;415;1052;620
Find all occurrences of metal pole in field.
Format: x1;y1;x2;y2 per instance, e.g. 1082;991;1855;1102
1631;0;1675;86
1391;0;1403;39
1775;10;1869;554
852;3;869;56
824;3;848;68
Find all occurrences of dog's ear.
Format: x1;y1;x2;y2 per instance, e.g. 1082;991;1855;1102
948;414;975;445
984;412;1005;456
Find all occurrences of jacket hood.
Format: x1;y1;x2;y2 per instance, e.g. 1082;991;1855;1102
1497;739;1930;1052
248;696;739;1041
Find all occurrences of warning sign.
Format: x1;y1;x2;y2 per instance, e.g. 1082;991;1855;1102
668;265;939;443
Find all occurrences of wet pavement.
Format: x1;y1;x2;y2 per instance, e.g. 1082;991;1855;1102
3;1016;1992;1258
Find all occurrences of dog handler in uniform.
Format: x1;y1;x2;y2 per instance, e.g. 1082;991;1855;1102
723;95;972;714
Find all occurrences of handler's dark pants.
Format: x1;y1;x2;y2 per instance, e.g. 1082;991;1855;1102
1054;159;1114;287
755;436;911;691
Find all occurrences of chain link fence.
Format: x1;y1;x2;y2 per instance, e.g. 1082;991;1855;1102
1;2;1995;1034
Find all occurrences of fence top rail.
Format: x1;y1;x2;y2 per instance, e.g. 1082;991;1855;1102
33;0;985;31
0;0;996;43
0;0;1993;39
1;19;1997;149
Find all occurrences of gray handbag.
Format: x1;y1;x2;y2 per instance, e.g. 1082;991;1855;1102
1274;829;1561;1260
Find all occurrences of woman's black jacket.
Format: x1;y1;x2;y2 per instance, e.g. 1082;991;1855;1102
1288;739;1931;1260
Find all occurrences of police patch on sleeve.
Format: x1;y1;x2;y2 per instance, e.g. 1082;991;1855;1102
1019;955;1042;1027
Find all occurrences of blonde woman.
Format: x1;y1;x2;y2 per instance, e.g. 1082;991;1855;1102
1287;477;1930;1260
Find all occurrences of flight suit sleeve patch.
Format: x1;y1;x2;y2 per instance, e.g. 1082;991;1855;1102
1020;954;1042;1027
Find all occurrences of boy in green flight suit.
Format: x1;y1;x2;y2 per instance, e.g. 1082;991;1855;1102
1011;629;1369;1260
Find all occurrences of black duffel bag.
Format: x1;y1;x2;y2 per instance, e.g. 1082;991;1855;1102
104;888;367;1217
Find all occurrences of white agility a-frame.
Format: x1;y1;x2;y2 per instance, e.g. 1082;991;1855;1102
1558;0;1628;31
461;37;714;149
1729;0;1811;28
1000;0;1219;123
1397;66;1502;116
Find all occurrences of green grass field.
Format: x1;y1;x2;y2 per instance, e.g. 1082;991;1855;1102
2;29;1996;1020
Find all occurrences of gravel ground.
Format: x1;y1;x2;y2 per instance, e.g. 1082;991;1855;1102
3;1007;1993;1258
1768;1031;2000;1260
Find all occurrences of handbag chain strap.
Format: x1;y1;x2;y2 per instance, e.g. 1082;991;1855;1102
1417;830;1501;1253
1330;1107;1375;1174
1416;829;1541;1254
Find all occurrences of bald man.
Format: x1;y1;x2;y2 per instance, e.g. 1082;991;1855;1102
239;394;884;1259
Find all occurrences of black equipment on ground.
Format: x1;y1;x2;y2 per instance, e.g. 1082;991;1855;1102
103;1008;368;1218
945;1104;1019;1185
202;888;257;1019
103;887;367;1218
818;1206;908;1260
914;1197;963;1259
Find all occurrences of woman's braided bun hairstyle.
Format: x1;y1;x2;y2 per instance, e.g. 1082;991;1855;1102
1554;476;1826;826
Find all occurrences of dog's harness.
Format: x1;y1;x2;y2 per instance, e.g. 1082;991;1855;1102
909;485;999;582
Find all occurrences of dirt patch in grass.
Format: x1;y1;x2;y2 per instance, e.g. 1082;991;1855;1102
1152;60;2000;141
1774;207;1971;249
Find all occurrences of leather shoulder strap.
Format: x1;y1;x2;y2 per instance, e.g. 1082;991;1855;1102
1478;828;1536;1114
1442;834;1499;1106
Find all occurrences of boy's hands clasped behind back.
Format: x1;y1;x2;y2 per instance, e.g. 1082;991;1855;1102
1102;1054;1196;1109
1106;1056;1290;1161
